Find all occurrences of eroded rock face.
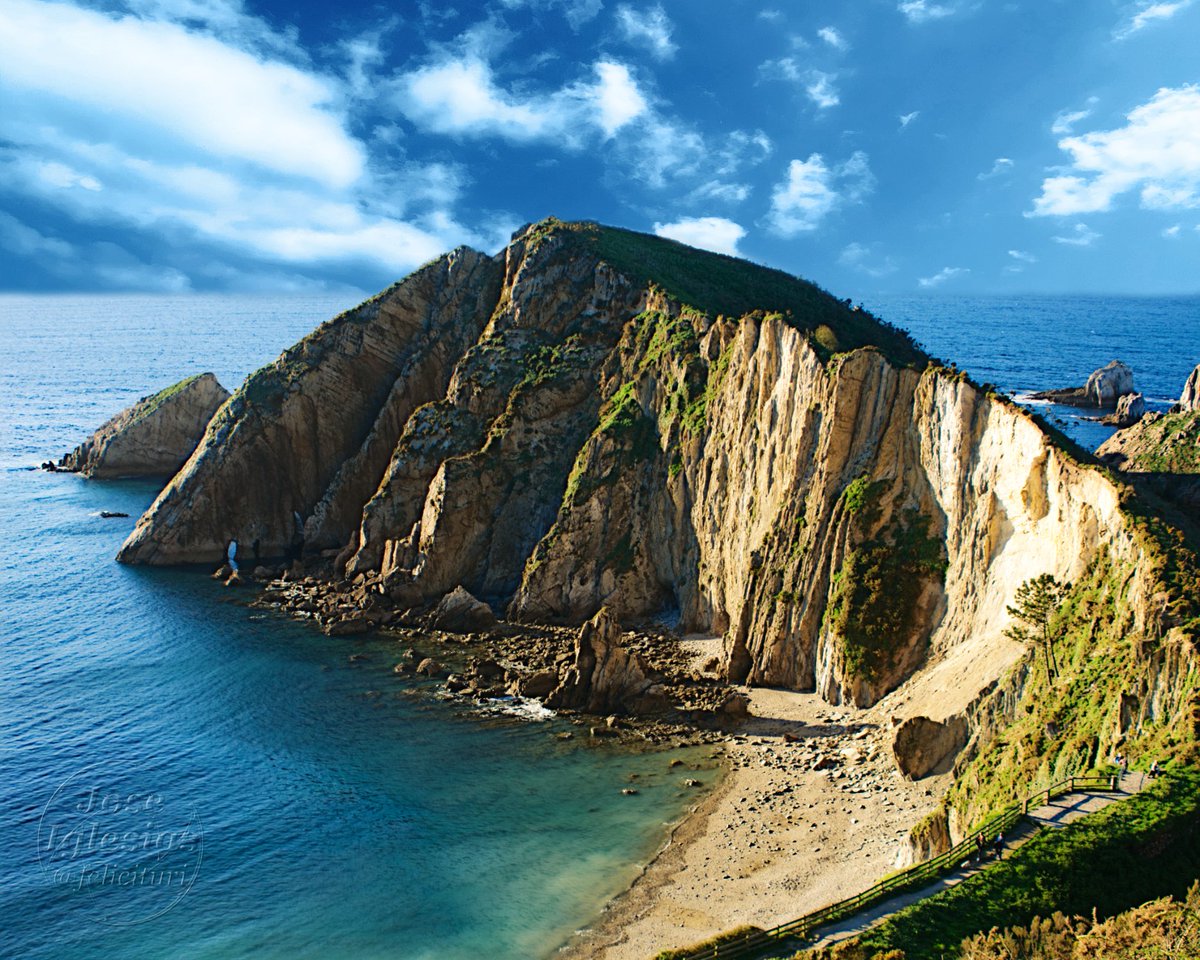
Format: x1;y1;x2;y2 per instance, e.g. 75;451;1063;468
891;715;968;779
56;373;228;479
118;249;504;565
545;608;658;715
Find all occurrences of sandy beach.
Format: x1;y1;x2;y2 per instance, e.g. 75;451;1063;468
561;647;956;960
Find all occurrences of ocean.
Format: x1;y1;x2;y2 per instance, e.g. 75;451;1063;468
1;292;1197;959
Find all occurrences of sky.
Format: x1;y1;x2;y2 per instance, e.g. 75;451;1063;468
0;0;1198;297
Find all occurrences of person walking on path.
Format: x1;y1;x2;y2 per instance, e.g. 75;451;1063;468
974;832;985;862
992;832;1004;860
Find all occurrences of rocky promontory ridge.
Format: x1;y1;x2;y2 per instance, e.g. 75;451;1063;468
51;373;229;478
116;221;1199;857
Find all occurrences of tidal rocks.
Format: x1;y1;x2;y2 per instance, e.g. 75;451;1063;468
55;373;229;479
1031;360;1136;408
431;585;497;633
891;714;968;779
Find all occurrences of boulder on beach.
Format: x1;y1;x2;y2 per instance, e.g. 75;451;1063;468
53;373;229;479
1030;360;1136;409
431;585;497;633
891;714;968;779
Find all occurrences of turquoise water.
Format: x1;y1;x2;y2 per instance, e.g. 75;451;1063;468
0;295;715;960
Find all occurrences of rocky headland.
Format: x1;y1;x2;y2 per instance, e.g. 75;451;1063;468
110;219;1200;953
49;372;229;478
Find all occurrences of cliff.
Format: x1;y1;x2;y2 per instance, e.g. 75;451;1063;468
55;372;229;479
117;219;1198;739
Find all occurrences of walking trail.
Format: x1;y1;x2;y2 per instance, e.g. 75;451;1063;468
808;772;1149;949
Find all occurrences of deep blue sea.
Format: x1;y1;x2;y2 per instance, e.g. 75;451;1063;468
1;292;1197;960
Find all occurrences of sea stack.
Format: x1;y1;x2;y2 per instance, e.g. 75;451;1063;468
1031;359;1136;408
53;373;229;479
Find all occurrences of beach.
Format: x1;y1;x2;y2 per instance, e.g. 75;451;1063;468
561;647;960;960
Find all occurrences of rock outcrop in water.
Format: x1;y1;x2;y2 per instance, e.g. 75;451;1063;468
118;220;1198;729
54;373;228;478
1031;359;1136;408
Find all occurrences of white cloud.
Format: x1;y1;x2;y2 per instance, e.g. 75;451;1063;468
818;26;848;50
498;0;604;31
396;55;647;143
0;0;497;284
918;266;968;288
758;9;784;21
898;1;957;22
1113;0;1194;40
805;71;840;110
1051;98;1098;135
615;4;676;59
1032;85;1200;216
1162;223;1182;238
839;241;897;277
0;0;365;189
1052;223;1101;246
978;157;1014;180
767;151;874;235
1008;249;1038;263
759;60;840;110
899;111;920;129
653;217;746;256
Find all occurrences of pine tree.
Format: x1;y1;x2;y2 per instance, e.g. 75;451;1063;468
1004;573;1070;682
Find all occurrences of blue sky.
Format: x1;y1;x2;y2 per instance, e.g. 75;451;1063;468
1;0;1198;296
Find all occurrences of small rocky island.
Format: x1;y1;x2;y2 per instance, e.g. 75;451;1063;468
48;372;228;479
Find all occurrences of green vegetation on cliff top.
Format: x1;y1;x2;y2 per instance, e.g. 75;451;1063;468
524;218;928;368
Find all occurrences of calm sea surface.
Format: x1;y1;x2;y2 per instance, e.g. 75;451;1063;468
1;292;1197;959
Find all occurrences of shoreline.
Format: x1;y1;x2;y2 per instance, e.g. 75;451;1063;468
560;686;952;960
558;746;739;959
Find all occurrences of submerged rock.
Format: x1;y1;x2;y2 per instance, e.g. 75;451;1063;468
55;373;228;479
